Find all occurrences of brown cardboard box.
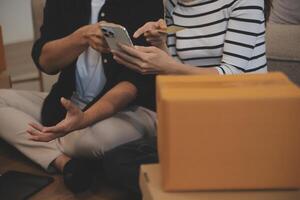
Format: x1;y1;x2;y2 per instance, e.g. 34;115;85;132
156;72;300;191
140;164;300;200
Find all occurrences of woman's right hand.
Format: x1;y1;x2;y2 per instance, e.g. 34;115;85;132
133;19;168;51
73;22;110;53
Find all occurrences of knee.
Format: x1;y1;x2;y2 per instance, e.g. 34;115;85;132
91;120;143;153
68;138;104;158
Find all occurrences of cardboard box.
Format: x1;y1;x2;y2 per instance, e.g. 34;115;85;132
0;71;11;88
140;164;300;200
156;73;300;191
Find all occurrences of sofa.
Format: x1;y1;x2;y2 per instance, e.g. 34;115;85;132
266;0;300;85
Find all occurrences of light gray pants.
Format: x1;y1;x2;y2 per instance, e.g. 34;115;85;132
0;89;156;171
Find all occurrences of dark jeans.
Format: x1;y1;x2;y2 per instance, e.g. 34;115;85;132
103;137;158;200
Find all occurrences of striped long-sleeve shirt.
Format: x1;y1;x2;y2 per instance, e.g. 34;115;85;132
165;0;268;74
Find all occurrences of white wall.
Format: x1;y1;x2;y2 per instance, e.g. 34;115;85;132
0;0;34;45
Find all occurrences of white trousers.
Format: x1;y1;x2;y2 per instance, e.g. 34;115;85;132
0;89;156;171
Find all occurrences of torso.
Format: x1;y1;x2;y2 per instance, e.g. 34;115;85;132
166;0;267;73
74;0;107;108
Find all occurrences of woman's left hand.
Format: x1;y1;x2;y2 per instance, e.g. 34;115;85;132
27;98;85;142
112;44;179;75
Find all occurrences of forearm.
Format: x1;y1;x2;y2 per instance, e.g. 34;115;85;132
80;81;137;128
39;31;88;74
169;62;219;75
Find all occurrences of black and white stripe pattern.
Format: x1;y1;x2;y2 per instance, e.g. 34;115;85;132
166;0;267;74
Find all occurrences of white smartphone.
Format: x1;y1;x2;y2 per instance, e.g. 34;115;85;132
101;24;133;51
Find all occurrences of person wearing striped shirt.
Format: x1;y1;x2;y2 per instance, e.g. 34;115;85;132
112;0;272;75
106;0;273;199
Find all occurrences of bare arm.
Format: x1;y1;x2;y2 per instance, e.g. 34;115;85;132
39;32;87;74
164;61;219;75
81;81;137;128
39;23;110;74
28;81;137;142
112;45;219;75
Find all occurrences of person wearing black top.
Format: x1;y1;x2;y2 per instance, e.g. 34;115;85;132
0;0;163;193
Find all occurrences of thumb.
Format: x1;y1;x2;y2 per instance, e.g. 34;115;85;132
61;98;77;113
98;20;107;25
158;19;167;30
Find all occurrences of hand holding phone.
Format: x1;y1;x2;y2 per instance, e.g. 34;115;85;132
101;23;133;51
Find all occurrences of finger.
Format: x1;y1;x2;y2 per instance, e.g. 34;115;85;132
27;128;56;142
135;45;157;53
27;128;43;137
118;44;148;61
134;22;156;38
86;27;102;38
86;32;101;38
112;54;143;73
89;37;110;53
112;50;144;68
28;122;44;132
88;36;102;47
61;97;71;109
27;126;60;142
29;134;54;142
133;25;148;38
141;70;160;75
158;19;167;30
42;122;66;133
61;97;78;113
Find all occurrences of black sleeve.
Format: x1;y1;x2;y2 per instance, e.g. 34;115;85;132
31;0;65;74
115;0;165;110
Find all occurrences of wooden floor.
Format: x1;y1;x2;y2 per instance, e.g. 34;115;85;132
0;140;127;200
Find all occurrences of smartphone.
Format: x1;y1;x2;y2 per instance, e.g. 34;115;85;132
101;24;133;51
